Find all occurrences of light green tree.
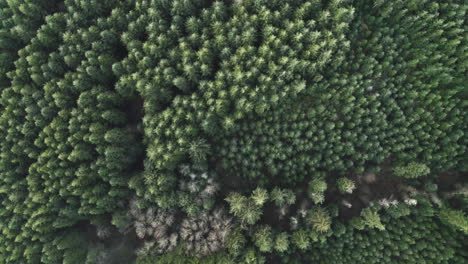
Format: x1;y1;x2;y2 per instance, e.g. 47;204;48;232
253;226;273;253
336;177;355;194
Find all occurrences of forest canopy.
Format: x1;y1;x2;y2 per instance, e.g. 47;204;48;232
0;0;466;263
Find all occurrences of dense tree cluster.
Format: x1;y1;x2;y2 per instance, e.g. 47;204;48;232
0;0;141;263
0;0;62;89
215;0;466;184
117;0;355;202
136;205;468;264
0;0;466;263
307;207;468;264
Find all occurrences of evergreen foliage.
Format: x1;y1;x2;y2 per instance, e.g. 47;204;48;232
308;178;327;204
393;162;431;179
226;191;263;226
439;207;468;234
360;207;385;231
274;232;290;253
336;177;356;194
253;226;273;253
213;0;466;184
251;188;269;206
307;207;332;233
0;0;466;263
0;1;141;262
309;208;468;264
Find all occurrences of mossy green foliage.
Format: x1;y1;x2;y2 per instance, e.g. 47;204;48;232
136;247;266;264
253;226;274;253
393;162;431;179
0;1;141;263
0;0;61;87
385;203;411;219
214;0;466;184
309;208;468;264
136;251;234;264
307;207;332;233
439;207;468;234
308;178;327;204
118;0;355;198
226;191;263;226
0;0;466;263
336;177;355;194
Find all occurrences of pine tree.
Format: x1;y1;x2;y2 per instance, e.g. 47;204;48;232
439;207;468;234
393;162;430;179
307;207;331;233
361;208;385;231
336;177;355;194
253;226;273;253
251;188;269;206
274;232;289;253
